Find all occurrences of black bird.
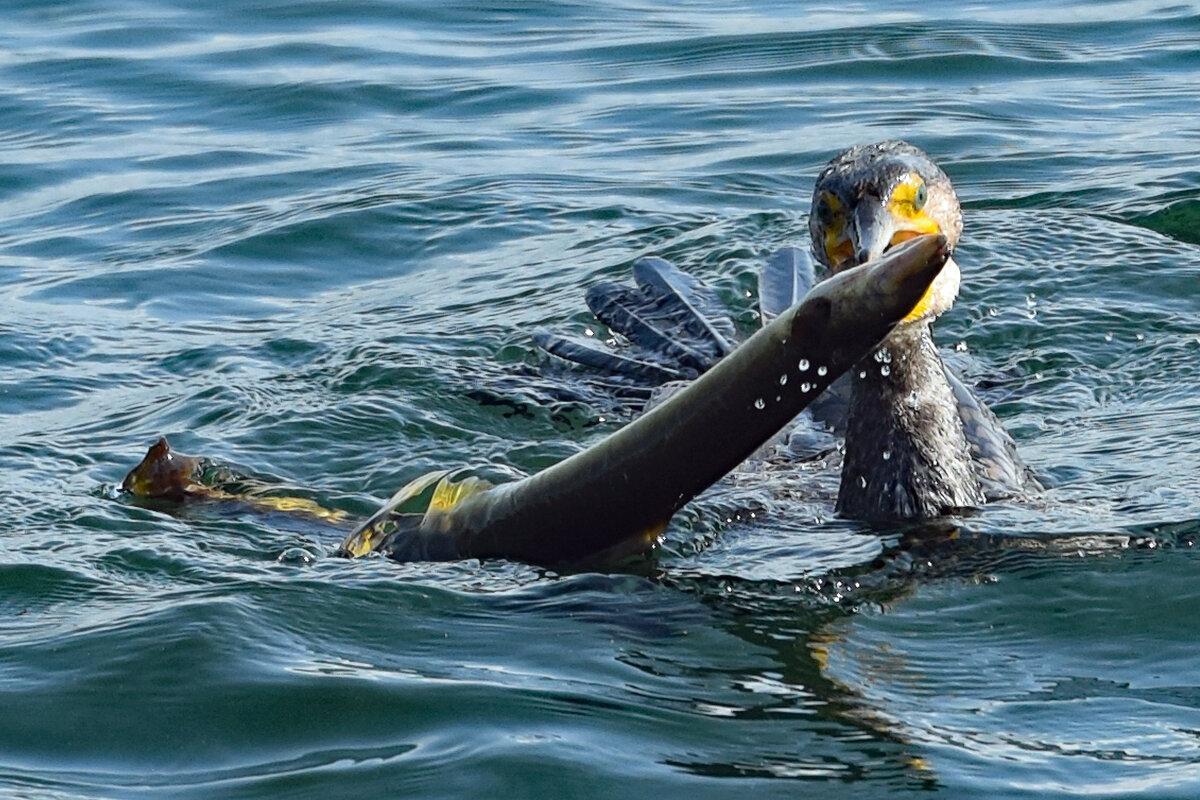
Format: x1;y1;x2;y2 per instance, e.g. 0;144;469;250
536;140;1038;522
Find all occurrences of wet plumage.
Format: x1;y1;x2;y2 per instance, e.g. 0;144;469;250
537;140;1038;521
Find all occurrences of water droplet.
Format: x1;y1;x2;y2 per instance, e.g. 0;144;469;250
954;340;968;352
798;358;810;372
858;370;867;379
859;476;867;489
880;364;891;377
584;327;595;337
801;382;812;393
1104;332;1114;342
873;348;891;363
754;398;765;410
1136;332;1145;341
817;365;828;376
778;374;788;386
882;450;891;461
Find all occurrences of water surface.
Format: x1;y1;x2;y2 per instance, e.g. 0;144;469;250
2;1;1200;797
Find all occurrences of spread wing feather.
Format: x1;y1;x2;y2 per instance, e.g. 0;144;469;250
943;366;1042;498
585;283;720;373
632;257;737;357
530;332;693;384
758;246;818;323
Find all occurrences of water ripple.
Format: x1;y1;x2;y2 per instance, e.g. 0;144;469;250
4;1;1200;798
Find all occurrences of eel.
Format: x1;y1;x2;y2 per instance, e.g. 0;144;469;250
336;234;949;565
122;436;347;523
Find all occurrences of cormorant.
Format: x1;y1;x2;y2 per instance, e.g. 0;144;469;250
537;140;1038;522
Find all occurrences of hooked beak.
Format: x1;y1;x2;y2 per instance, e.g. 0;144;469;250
850;200;894;267
836;198;957;324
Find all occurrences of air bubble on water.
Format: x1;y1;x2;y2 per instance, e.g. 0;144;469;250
754;398;765;410
1136;332;1145;341
873;348;891;363
1026;293;1037;307
882;450;891;461
954;341;968;352
1104;332;1114;342
817;365;828;376
988;307;998;317
858;370;867;379
277;547;316;565
801;382;812;393
584;327;595;337
880;364;891;377
779;374;788;386
798;358;810;372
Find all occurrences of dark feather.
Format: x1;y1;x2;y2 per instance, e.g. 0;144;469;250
943;366;1042;499
632;257;737;357
532;331;694;384
585;282;720;372
758;246;817;323
807;372;851;433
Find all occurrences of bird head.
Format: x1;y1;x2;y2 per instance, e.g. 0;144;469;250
808;140;963;323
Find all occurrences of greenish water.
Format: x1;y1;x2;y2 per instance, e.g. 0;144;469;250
3;1;1200;797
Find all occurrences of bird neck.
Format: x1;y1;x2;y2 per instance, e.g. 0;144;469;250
837;321;984;520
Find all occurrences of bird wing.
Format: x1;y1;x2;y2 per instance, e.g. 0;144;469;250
757;246;818;323
537;256;738;385
943;366;1042;499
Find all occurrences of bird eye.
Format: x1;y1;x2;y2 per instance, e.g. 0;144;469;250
913;182;928;211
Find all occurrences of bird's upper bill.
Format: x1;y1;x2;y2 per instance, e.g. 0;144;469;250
809;141;964;324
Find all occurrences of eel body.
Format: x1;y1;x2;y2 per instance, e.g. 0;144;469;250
339;234;949;565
